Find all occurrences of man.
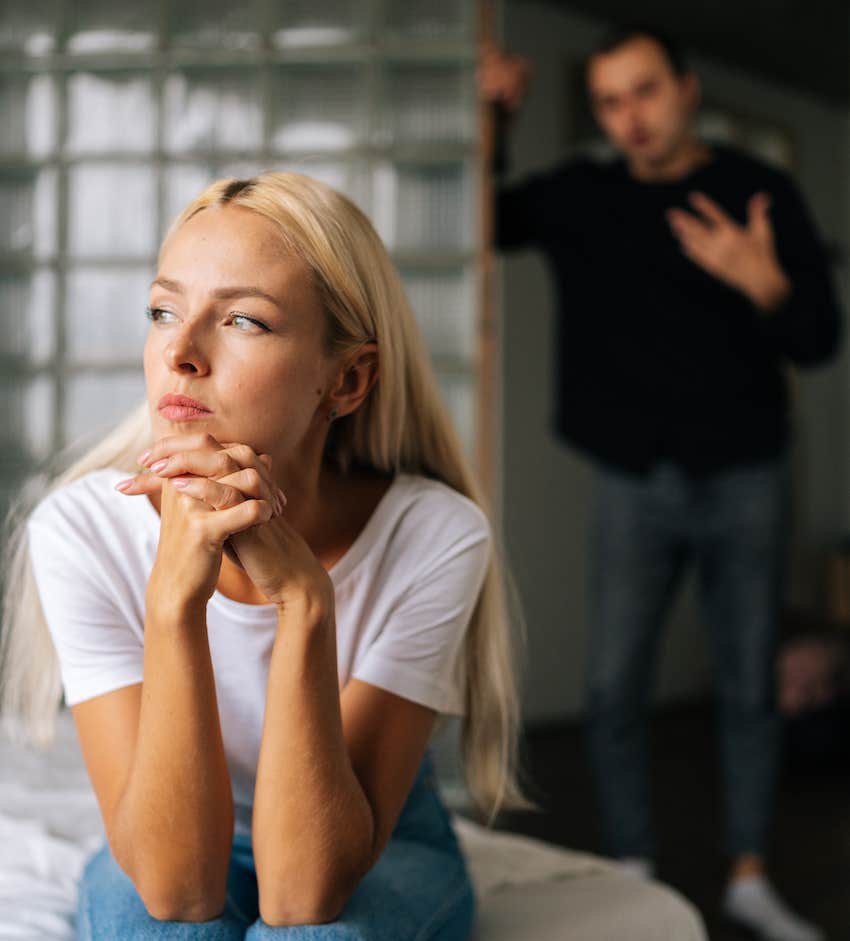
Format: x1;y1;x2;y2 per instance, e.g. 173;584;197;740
481;23;841;941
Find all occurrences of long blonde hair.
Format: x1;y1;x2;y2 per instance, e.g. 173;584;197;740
0;172;532;821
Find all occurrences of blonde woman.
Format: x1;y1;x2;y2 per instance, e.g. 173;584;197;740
0;173;528;940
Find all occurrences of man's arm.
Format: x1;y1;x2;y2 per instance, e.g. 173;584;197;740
668;180;843;366
755;177;843;365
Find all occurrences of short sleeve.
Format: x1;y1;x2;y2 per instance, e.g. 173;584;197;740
351;505;491;716
27;514;144;706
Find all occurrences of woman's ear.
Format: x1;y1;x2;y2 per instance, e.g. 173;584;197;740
325;343;379;420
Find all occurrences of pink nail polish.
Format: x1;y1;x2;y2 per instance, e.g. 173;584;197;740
115;480;132;492
172;478;189;489
150;458;169;472
137;449;151;465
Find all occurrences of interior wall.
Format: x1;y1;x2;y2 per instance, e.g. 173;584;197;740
496;0;850;722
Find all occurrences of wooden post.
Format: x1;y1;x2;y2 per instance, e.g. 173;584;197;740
475;0;499;507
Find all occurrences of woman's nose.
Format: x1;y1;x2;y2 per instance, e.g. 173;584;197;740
163;321;210;374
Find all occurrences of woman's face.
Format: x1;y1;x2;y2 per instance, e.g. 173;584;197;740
143;203;335;470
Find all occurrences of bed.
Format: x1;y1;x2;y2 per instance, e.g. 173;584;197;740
0;710;707;940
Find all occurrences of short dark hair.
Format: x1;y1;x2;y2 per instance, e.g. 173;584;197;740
588;22;689;79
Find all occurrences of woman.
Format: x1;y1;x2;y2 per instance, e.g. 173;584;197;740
0;172;529;939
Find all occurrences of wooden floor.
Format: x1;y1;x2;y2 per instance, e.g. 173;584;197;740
492;702;850;940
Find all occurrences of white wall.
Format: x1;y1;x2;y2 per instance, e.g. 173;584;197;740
497;1;850;722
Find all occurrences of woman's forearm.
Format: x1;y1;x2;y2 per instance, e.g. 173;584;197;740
251;599;374;926
112;600;234;920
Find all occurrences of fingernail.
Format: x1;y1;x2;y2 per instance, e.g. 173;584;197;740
115;479;133;492
277;488;287;508
137;449;151;465
273;494;283;516
172;478;189;489
150;458;169;472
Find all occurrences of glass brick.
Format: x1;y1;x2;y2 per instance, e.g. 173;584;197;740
66;0;155;53
65;266;153;364
0;374;54;462
66;72;155;155
375;162;471;252
170;0;263;50
0;269;55;363
64;371;146;448
162;163;217;238
384;65;473;145
0;74;56;158
400;267;476;359
164;70;263;155
383;0;471;41
277;158;371;215
68;164;156;258
0;0;57;55
271;66;368;152
0;170;57;258
272;0;367;47
215;159;271;180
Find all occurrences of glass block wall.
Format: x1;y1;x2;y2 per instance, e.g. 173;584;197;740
0;0;481;520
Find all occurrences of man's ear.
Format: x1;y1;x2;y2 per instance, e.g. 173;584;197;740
683;71;701;115
326;343;379;420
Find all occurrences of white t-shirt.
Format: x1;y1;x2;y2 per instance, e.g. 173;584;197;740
27;467;491;835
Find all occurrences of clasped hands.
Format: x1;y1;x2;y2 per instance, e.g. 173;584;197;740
667;190;792;312
115;432;331;613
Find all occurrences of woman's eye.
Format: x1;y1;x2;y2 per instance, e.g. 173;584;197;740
231;313;269;333
146;306;175;323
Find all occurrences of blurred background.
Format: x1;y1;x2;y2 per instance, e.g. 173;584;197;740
2;0;850;937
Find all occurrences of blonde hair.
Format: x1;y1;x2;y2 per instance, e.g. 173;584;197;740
0;172;533;822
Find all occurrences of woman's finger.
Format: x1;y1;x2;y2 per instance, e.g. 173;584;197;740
170;474;280;514
149;440;284;507
114;469;166;495
137;431;224;468
163;478;275;543
179;468;284;515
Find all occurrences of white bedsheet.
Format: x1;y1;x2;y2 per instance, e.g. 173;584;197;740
0;710;706;941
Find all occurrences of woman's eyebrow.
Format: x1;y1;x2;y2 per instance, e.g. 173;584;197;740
150;277;282;307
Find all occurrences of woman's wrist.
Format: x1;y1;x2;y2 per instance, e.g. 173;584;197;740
274;586;334;634
145;589;209;631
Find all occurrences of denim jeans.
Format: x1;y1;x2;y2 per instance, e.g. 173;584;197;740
76;750;475;940
585;459;786;860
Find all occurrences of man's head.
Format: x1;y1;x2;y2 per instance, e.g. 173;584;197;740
585;24;700;171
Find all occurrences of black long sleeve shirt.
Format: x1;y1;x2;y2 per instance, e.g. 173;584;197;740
496;144;843;475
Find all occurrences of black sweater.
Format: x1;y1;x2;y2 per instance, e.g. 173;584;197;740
496;144;843;475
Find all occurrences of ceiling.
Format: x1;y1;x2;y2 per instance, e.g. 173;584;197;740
541;0;850;106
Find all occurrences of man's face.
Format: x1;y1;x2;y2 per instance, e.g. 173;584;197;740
587;36;698;169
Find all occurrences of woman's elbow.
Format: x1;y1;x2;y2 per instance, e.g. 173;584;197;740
259;894;346;929
134;868;228;923
258;872;361;928
142;890;228;924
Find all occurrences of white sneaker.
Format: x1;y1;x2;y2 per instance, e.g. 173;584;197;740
617;856;655;880
723;874;824;941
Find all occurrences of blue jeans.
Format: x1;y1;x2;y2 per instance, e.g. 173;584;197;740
585;459;786;860
76;751;475;940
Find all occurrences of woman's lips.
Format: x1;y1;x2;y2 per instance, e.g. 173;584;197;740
159;405;212;421
157;392;213;421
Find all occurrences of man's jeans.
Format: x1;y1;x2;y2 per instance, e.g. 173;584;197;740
585;459;787;860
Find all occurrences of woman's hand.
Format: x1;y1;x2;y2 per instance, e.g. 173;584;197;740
117;433;333;619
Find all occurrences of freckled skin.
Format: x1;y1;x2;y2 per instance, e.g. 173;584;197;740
144;204;338;476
